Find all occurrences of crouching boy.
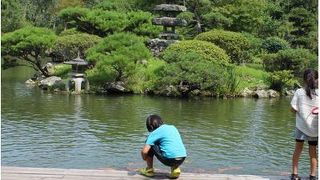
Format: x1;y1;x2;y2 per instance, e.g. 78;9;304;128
139;114;187;179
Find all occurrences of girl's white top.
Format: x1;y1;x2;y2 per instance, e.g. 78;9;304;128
291;88;318;137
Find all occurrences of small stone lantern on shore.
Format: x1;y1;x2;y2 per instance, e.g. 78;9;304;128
64;54;90;94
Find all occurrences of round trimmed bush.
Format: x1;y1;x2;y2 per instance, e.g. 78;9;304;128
162;40;230;65
195;29;250;64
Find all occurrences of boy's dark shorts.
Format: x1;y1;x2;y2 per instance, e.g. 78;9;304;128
147;145;186;167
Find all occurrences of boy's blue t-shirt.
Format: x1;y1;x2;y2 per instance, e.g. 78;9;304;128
146;124;187;159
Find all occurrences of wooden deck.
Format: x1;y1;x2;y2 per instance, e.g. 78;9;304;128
1;166;287;180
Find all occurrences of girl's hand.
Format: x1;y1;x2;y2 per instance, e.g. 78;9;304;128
311;107;318;115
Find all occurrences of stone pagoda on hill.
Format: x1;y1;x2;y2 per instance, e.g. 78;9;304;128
147;3;187;56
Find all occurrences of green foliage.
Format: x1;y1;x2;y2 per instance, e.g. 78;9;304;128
58;28;81;36
195;29;250;64
1;26;57;76
163;40;230;65
86;33;152;85
58;6;89;23
1;0;28;32
58;7;159;37
54;30;102;61
125;11;161;38
127;58;166;93
178;0;212;36
209;0;273;35
266;70;298;92
159;52;236;96
261;36;290;53
2;26;56;55
93;0;135;11
52;64;72;78
21;0;57;28
159;39;235;95
242;33;263;57
235;65;269;90
262;48;317;77
286;7;317;49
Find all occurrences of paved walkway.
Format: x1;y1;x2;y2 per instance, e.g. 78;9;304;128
1;166;287;180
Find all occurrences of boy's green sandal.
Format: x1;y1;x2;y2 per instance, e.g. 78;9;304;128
169;167;181;179
138;167;155;177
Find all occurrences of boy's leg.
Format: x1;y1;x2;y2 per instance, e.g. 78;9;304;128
139;149;155;177
145;154;154;169
308;141;317;177
292;140;304;175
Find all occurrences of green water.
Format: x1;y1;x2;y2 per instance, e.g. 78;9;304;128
1;67;311;176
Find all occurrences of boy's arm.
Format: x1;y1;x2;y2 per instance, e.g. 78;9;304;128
141;144;151;160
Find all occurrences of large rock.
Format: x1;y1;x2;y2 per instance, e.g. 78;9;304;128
253;89;280;98
104;81;130;94
155;85;180;97
25;79;37;86
39;76;62;90
267;89;280;98
154;4;187;12
253;90;269;98
239;88;254;97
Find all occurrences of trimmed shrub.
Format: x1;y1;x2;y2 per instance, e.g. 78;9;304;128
158;51;237;96
195;29;250;64
162;40;230;65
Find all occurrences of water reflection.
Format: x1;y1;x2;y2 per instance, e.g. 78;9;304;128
1;67;310;176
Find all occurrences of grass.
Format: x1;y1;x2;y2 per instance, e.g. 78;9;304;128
235;64;269;91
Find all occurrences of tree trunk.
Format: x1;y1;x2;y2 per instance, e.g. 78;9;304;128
34;56;50;77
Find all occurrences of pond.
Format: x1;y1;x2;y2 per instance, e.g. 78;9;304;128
1;66;311;176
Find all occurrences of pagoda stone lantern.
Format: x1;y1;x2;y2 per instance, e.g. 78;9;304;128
64;54;90;94
147;3;187;56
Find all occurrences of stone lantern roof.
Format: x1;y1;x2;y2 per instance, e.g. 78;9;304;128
63;56;88;66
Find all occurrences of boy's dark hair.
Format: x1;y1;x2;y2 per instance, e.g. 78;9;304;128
303;69;318;99
146;114;163;132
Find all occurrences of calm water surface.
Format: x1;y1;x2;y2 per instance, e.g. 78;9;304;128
1;67;311;176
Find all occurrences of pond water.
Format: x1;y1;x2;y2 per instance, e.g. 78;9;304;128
1;66;311;176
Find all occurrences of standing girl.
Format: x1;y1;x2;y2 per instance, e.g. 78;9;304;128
290;69;318;180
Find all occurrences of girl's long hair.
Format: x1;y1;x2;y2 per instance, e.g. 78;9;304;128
303;69;318;99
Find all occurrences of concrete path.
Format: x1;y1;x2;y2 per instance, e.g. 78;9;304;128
1;166;287;180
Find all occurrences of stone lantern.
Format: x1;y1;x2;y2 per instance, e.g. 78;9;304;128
146;3;187;56
64;54;90;94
